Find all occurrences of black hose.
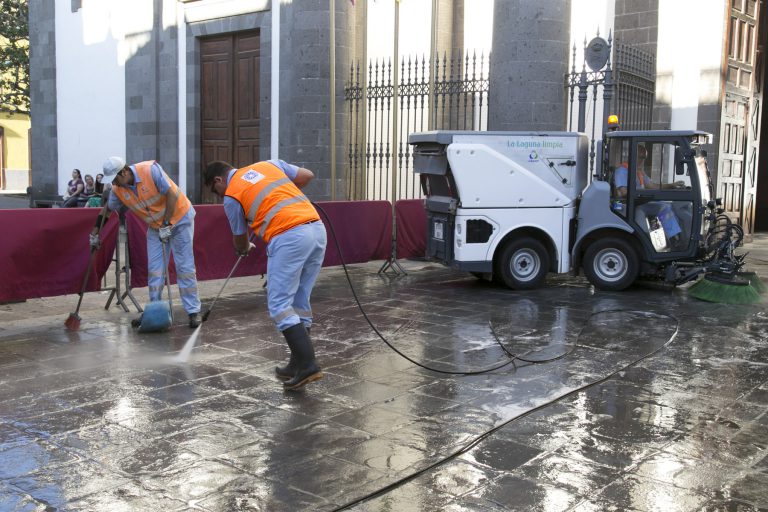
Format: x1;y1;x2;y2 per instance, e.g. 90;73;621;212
314;202;519;375
312;202;681;508
331;311;680;510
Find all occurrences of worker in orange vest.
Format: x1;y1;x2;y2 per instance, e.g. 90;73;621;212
90;157;202;328
204;159;326;390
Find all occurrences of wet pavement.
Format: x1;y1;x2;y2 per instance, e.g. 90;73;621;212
1;236;768;511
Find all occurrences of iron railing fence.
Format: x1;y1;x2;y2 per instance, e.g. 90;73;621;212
613;44;656;131
344;51;490;201
566;33;656;173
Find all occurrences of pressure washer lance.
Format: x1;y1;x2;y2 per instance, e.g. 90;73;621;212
173;250;249;363
201;249;249;322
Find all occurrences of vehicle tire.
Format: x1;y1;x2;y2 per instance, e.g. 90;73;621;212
583;237;639;291
496;237;550;290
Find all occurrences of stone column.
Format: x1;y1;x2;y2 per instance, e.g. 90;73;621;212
489;0;571;131
28;0;58;195
278;0;354;200
124;0;179;180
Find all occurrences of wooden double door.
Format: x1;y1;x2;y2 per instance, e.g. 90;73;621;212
718;0;764;237
200;31;260;204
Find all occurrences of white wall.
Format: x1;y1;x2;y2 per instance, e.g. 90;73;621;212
569;0;615;135
657;0;725;130
366;0;493;62
55;0;127;194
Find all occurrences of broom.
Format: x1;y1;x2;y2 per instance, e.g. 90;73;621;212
688;273;762;305
64;246;99;331
137;239;174;332
65;213;108;330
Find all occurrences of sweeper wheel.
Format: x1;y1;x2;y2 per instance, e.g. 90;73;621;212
495;237;550;290
583;237;639;291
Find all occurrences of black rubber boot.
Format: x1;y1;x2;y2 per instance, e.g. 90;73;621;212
281;324;322;390
131;314;143;328
274;353;297;381
275;326;309;381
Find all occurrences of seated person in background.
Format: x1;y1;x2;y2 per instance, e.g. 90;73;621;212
62;169;85;208
94;173;105;195
88;173;106;206
78;174;96;207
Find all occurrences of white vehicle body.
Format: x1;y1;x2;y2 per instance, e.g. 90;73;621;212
411;129;715;291
444;135;586;274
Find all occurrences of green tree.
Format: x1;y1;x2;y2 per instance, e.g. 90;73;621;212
0;0;29;115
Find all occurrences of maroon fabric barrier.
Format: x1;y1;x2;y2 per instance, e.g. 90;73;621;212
126;201;393;288
318;201;392;267
395;199;427;259
0;209;118;302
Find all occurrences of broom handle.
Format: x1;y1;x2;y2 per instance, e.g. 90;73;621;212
74;212;110;315
73;248;98;315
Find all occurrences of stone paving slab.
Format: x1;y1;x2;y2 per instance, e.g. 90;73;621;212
0;236;767;510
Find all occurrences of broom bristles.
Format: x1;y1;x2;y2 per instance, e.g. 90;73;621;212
688;277;762;305
64;314;81;331
738;271;767;294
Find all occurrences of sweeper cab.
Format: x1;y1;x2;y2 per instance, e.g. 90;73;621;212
410;125;747;291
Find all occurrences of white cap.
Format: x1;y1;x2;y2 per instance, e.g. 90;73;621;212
102;156;126;177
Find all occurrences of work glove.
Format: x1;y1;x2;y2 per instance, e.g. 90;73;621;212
159;224;172;242
89;233;101;250
237;242;256;258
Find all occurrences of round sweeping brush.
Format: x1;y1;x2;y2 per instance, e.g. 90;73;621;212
737;271;767;294
688;273;762;305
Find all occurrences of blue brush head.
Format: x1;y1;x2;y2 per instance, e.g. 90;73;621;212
138;300;172;332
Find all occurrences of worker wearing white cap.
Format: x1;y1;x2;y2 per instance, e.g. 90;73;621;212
90;157;202;328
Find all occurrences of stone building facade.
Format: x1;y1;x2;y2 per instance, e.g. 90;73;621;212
27;0;768;232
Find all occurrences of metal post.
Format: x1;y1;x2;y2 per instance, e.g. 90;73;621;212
271;0;280;159
378;0;406;276
428;0;438;130
577;38;588;133
392;0;399;221
601;31;614;139
361;0;368;198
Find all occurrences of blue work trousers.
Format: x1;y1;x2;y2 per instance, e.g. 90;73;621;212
147;220;201;315
266;221;327;332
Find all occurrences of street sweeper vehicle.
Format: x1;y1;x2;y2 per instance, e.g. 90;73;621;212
409;126;757;300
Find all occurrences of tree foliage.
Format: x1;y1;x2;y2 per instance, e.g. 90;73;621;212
0;0;29;115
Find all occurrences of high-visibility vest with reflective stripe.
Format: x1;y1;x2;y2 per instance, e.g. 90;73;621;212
113;161;191;229
224;162;320;242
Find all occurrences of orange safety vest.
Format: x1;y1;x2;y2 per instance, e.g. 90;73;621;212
113;161;191;229
224;161;320;242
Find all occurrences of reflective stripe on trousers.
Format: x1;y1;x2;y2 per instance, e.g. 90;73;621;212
146;219;201;314
266;221;327;331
